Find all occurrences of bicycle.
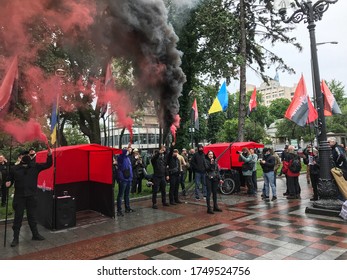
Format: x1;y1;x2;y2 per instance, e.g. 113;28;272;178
219;174;236;195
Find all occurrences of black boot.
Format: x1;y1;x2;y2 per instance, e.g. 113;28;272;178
213;206;223;212
32;233;45;241
11;231;19;247
207;207;214;214
10;238;19;247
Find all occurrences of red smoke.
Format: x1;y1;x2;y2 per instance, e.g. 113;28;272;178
3;118;48;146
0;0;96;145
101;86;134;143
170;114;181;143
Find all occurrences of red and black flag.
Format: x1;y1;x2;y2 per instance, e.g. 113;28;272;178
306;95;318;124
284;75;311;127
0;56;18;113
191;98;199;130
100;62;114;118
321;79;341;116
247;87;257;116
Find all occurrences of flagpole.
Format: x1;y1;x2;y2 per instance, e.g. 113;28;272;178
3;137;13;247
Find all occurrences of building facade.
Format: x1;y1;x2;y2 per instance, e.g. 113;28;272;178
257;79;297;106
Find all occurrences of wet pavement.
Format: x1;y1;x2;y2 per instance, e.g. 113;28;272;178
1;174;347;260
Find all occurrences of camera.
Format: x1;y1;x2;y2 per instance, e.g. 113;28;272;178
237;151;241;154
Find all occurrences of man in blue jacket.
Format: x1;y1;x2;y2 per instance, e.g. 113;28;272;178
117;145;134;216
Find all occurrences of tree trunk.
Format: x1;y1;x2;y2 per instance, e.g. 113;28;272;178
78;108;101;144
237;0;247;142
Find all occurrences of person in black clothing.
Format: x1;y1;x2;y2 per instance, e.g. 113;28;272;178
0;155;9;207
151;145;169;209
191;144;207;200
204;150;223;214
130;149;145;194
6;148;52;247
308;148;320;201
328;137;347;179
29;147;36;164
166;143;182;205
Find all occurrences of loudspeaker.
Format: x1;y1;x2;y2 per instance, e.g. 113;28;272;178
55;196;76;230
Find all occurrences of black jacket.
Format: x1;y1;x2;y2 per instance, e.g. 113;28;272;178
260;154;275;173
191;151;206;173
7;154;52;197
0;162;8;185
151;152;167;177
166;147;180;176
204;158;220;181
331;143;347;170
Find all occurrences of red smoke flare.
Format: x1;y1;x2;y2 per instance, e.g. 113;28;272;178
170;114;180;142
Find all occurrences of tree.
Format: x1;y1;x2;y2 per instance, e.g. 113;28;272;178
268;98;291;120
166;0;301;146
325;80;347;134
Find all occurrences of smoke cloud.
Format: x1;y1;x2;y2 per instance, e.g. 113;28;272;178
98;0;186;128
0;0;186;144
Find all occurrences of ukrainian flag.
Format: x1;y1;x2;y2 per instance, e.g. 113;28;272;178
50;98;58;145
208;81;228;114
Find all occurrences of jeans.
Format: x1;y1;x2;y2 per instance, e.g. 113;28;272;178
263;171;276;197
117;180;131;212
194;171;206;198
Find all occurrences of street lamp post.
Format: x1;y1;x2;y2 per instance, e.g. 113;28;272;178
54;67;66;147
277;0;342;212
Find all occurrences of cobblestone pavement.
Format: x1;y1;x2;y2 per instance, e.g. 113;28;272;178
1;174;346;260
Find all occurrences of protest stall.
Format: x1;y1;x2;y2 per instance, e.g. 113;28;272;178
36;144;121;230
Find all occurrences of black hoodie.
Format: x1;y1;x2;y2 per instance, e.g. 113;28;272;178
191;145;205;173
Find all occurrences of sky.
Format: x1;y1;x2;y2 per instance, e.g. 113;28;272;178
228;0;347;97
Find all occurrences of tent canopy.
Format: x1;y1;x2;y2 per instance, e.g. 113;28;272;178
37;144;121;190
204;142;264;169
36;144;122;228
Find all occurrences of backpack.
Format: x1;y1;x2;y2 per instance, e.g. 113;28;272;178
289;157;301;173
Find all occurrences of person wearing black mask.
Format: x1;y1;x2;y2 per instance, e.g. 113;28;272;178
6;148;52;247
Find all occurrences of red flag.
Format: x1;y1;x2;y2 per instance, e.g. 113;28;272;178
100;62;114;118
307;95;318;124
321;80;341;116
191;98;199;130
247;87;257;116
0;56;18;112
284;75;309;127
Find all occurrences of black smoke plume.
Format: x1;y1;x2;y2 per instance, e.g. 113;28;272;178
97;0;186;129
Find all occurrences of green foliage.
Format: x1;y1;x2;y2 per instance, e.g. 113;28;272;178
325;80;347;134
268;98;291;120
64;126;89;146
